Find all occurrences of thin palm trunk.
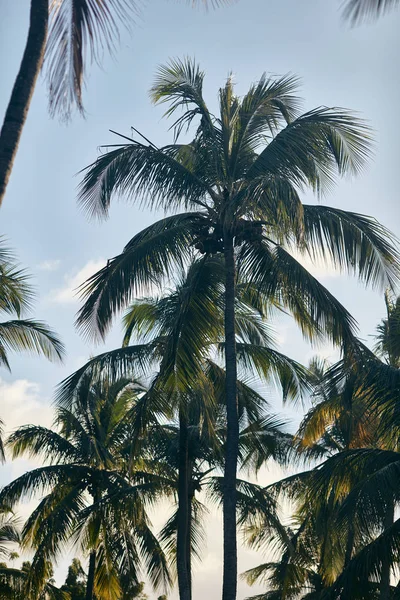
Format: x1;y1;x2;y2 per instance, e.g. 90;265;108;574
0;0;48;206
222;232;239;600
85;549;97;600
187;471;193;599
379;500;394;600
177;407;191;600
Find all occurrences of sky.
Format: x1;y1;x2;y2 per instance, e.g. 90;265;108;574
1;0;400;597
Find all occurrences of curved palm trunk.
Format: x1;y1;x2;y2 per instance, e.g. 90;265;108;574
177;407;191;600
85;550;97;600
0;0;48;206
379;500;394;600
222;233;239;600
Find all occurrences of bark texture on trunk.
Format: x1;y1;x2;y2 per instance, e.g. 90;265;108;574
0;0;48;205
85;550;97;600
379;500;394;600
177;407;191;600
222;233;239;600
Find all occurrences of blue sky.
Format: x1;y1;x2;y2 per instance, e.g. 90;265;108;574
1;0;400;597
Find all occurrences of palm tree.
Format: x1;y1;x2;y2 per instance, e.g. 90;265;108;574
342;0;400;23
0;239;63;370
55;255;307;600
118;255;306;600
243;339;400;600
75;58;399;600
284;299;400;599
0;374;171;600
0;559;67;600
0;0;233;206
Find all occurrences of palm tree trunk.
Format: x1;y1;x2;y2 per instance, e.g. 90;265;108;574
177;407;191;600
85;550;97;600
0;0;48;206
380;500;394;600
222;232;239;600
187;473;193;599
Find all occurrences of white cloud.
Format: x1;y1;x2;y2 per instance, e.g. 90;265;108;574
37;259;61;272
49;259;106;304
0;378;53;435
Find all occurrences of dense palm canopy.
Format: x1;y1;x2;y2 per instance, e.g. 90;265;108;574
75;58;399;600
56;255;307;600
244;296;400;600
0;375;171;600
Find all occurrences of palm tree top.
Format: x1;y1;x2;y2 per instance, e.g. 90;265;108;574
76;58;399;346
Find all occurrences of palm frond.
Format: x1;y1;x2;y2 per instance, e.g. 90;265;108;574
234;342;311;404
240;240;358;348
7;426;79;463
246;108;372;193
46;0;138;119
55;344;158;408
75;213;206;340
78;139;212;218
301;204;400;289
342;0;400;23
0;320;64;368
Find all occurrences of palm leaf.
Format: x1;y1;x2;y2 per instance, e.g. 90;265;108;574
0;320;64;368
75;213;206;340
46;0;138;119
342;0;400;23
301;204;400;289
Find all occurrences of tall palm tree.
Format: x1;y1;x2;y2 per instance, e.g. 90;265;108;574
0;374;171;600
0;0;233;206
118;255;307;600
75;58;399;600
0;239;63;370
55;255;307;600
342;0;400;23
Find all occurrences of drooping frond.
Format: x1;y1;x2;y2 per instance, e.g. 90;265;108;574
55;344;157;407
239;239;358;348
7;426;79;463
46;0;138;119
0;464;92;508
0;239;33;316
234;343;311;405
75;213;206;340
301;204;400;290
78;140;213;219
0;320;64;369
